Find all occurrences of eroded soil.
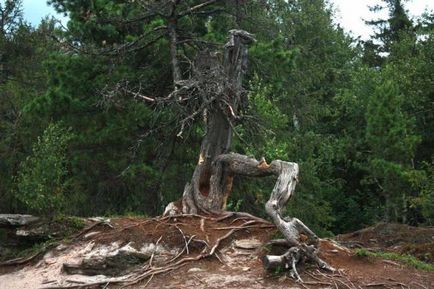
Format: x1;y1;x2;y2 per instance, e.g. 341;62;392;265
0;216;433;289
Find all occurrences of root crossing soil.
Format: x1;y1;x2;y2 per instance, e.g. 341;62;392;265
0;216;433;289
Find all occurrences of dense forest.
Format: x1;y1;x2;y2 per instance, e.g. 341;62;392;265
0;0;433;236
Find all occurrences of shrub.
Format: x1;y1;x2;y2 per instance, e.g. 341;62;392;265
16;123;73;217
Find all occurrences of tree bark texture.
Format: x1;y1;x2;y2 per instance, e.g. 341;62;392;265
174;30;255;214
168;0;181;85
214;154;334;275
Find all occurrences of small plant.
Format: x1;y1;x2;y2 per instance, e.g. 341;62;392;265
54;215;86;232
16;123;73;218
227;198;243;212
354;247;370;257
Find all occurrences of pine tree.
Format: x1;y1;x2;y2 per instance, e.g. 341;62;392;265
363;0;414;66
365;75;420;222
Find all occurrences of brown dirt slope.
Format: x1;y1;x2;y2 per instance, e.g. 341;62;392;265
337;222;434;264
0;216;433;289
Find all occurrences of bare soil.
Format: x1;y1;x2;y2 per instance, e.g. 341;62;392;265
337;222;434;264
0;216;433;289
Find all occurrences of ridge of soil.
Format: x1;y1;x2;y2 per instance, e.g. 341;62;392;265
337;222;434;264
0;216;433;289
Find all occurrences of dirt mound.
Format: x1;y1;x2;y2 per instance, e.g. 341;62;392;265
0;216;433;289
90;214;274;251
337;222;434;263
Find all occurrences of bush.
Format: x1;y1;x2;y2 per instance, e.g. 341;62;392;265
16;123;73;217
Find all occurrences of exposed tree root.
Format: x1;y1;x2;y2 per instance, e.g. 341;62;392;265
200;153;336;281
17;152;335;287
230;155;336;281
215;211;272;224
167;153;336;282
43;217;267;289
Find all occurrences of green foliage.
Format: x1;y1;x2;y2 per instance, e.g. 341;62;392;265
410;162;434;225
226;198;243;212
0;0;432;235
16;123;73;216
0;17;60;213
364;0;415;64
0;0;23;36
54;215;86;232
354;247;370;257
366;78;419;161
364;67;422;222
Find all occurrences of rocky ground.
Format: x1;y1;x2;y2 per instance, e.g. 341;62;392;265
0;214;433;289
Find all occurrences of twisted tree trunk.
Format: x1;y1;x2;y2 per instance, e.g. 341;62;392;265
163;30;334;279
164;30;254;215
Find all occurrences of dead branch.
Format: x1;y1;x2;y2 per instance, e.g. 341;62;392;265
179;0;220;17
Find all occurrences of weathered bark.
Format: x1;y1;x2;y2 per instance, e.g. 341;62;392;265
259;156;334;280
163;29;333;279
168;0;181;86
215;154;334;279
169;30;255;215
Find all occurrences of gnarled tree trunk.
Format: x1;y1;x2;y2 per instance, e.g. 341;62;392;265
163;30;334;279
165;30;254;215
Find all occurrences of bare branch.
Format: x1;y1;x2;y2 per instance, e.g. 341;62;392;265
179;0;220;17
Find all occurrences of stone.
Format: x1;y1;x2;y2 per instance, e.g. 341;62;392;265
0;214;39;227
63;242;174;276
188;267;205;273
234;239;262;250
